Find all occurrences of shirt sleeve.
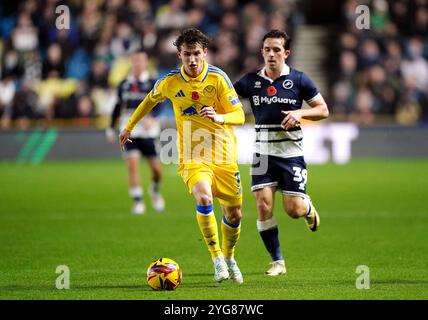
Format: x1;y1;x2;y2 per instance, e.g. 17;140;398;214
300;72;320;103
110;102;121;128
125;78;167;131
233;75;248;98
147;79;162;118
110;83;123;128
216;75;245;125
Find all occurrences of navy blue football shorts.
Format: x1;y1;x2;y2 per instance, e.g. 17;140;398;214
251;153;308;197
124;138;158;158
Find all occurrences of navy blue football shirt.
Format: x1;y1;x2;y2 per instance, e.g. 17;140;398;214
111;72;162;138
234;64;321;158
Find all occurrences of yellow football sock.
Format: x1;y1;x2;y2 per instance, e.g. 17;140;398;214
221;216;241;258
196;205;222;258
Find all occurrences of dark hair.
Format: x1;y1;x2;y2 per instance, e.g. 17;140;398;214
173;28;210;51
262;30;292;50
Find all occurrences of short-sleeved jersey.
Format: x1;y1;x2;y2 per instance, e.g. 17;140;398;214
234;64;321;158
144;61;243;172
117;72;161;138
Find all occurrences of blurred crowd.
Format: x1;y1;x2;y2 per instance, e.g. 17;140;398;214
0;0;427;129
0;0;303;129
330;0;428;124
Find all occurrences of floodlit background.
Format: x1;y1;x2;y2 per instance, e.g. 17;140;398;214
1;0;427;162
0;0;427;300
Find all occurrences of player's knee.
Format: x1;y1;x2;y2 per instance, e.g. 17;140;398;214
256;200;272;216
230;208;242;223
284;202;306;219
224;208;241;225
287;210;301;219
227;214;241;225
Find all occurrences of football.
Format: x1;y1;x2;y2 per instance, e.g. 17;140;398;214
146;258;182;290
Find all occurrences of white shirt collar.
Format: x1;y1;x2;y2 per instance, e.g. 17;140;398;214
257;63;290;83
128;71;150;83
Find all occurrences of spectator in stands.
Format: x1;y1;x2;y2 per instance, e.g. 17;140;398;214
1;0;427;127
11;12;38;52
42;43;65;79
88;60;109;89
330;0;428;123
155;0;188;30
110;22;142;59
9;81;42;129
0;72;16;128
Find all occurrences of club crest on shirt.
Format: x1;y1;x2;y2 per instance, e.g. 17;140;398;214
283;79;293;89
203;85;216;98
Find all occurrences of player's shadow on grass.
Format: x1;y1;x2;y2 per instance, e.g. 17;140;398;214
188;271;272;277
181;273;235;287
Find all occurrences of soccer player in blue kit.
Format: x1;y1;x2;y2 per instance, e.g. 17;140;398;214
234;30;329;276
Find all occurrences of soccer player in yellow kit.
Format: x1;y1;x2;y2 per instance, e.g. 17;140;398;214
119;28;245;284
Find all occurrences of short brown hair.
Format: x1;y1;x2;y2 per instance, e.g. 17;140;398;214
173;28;210;51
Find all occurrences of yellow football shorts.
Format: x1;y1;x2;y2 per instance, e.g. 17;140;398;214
181;163;243;207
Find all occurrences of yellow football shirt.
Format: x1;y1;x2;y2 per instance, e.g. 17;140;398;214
125;60;244;174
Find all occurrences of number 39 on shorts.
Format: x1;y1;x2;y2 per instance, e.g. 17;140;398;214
292;166;307;191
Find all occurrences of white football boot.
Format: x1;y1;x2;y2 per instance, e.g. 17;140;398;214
305;201;320;232
213;255;229;282
265;260;287;276
225;257;243;284
149;184;165;212
131;201;145;215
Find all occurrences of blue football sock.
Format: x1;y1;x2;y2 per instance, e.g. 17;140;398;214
259;227;284;261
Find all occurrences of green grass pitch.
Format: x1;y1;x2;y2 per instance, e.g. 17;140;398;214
0;159;427;300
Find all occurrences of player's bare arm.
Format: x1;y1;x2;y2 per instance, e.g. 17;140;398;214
106;127;116;144
119;129;132;151
281;96;329;130
120;90;160;151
